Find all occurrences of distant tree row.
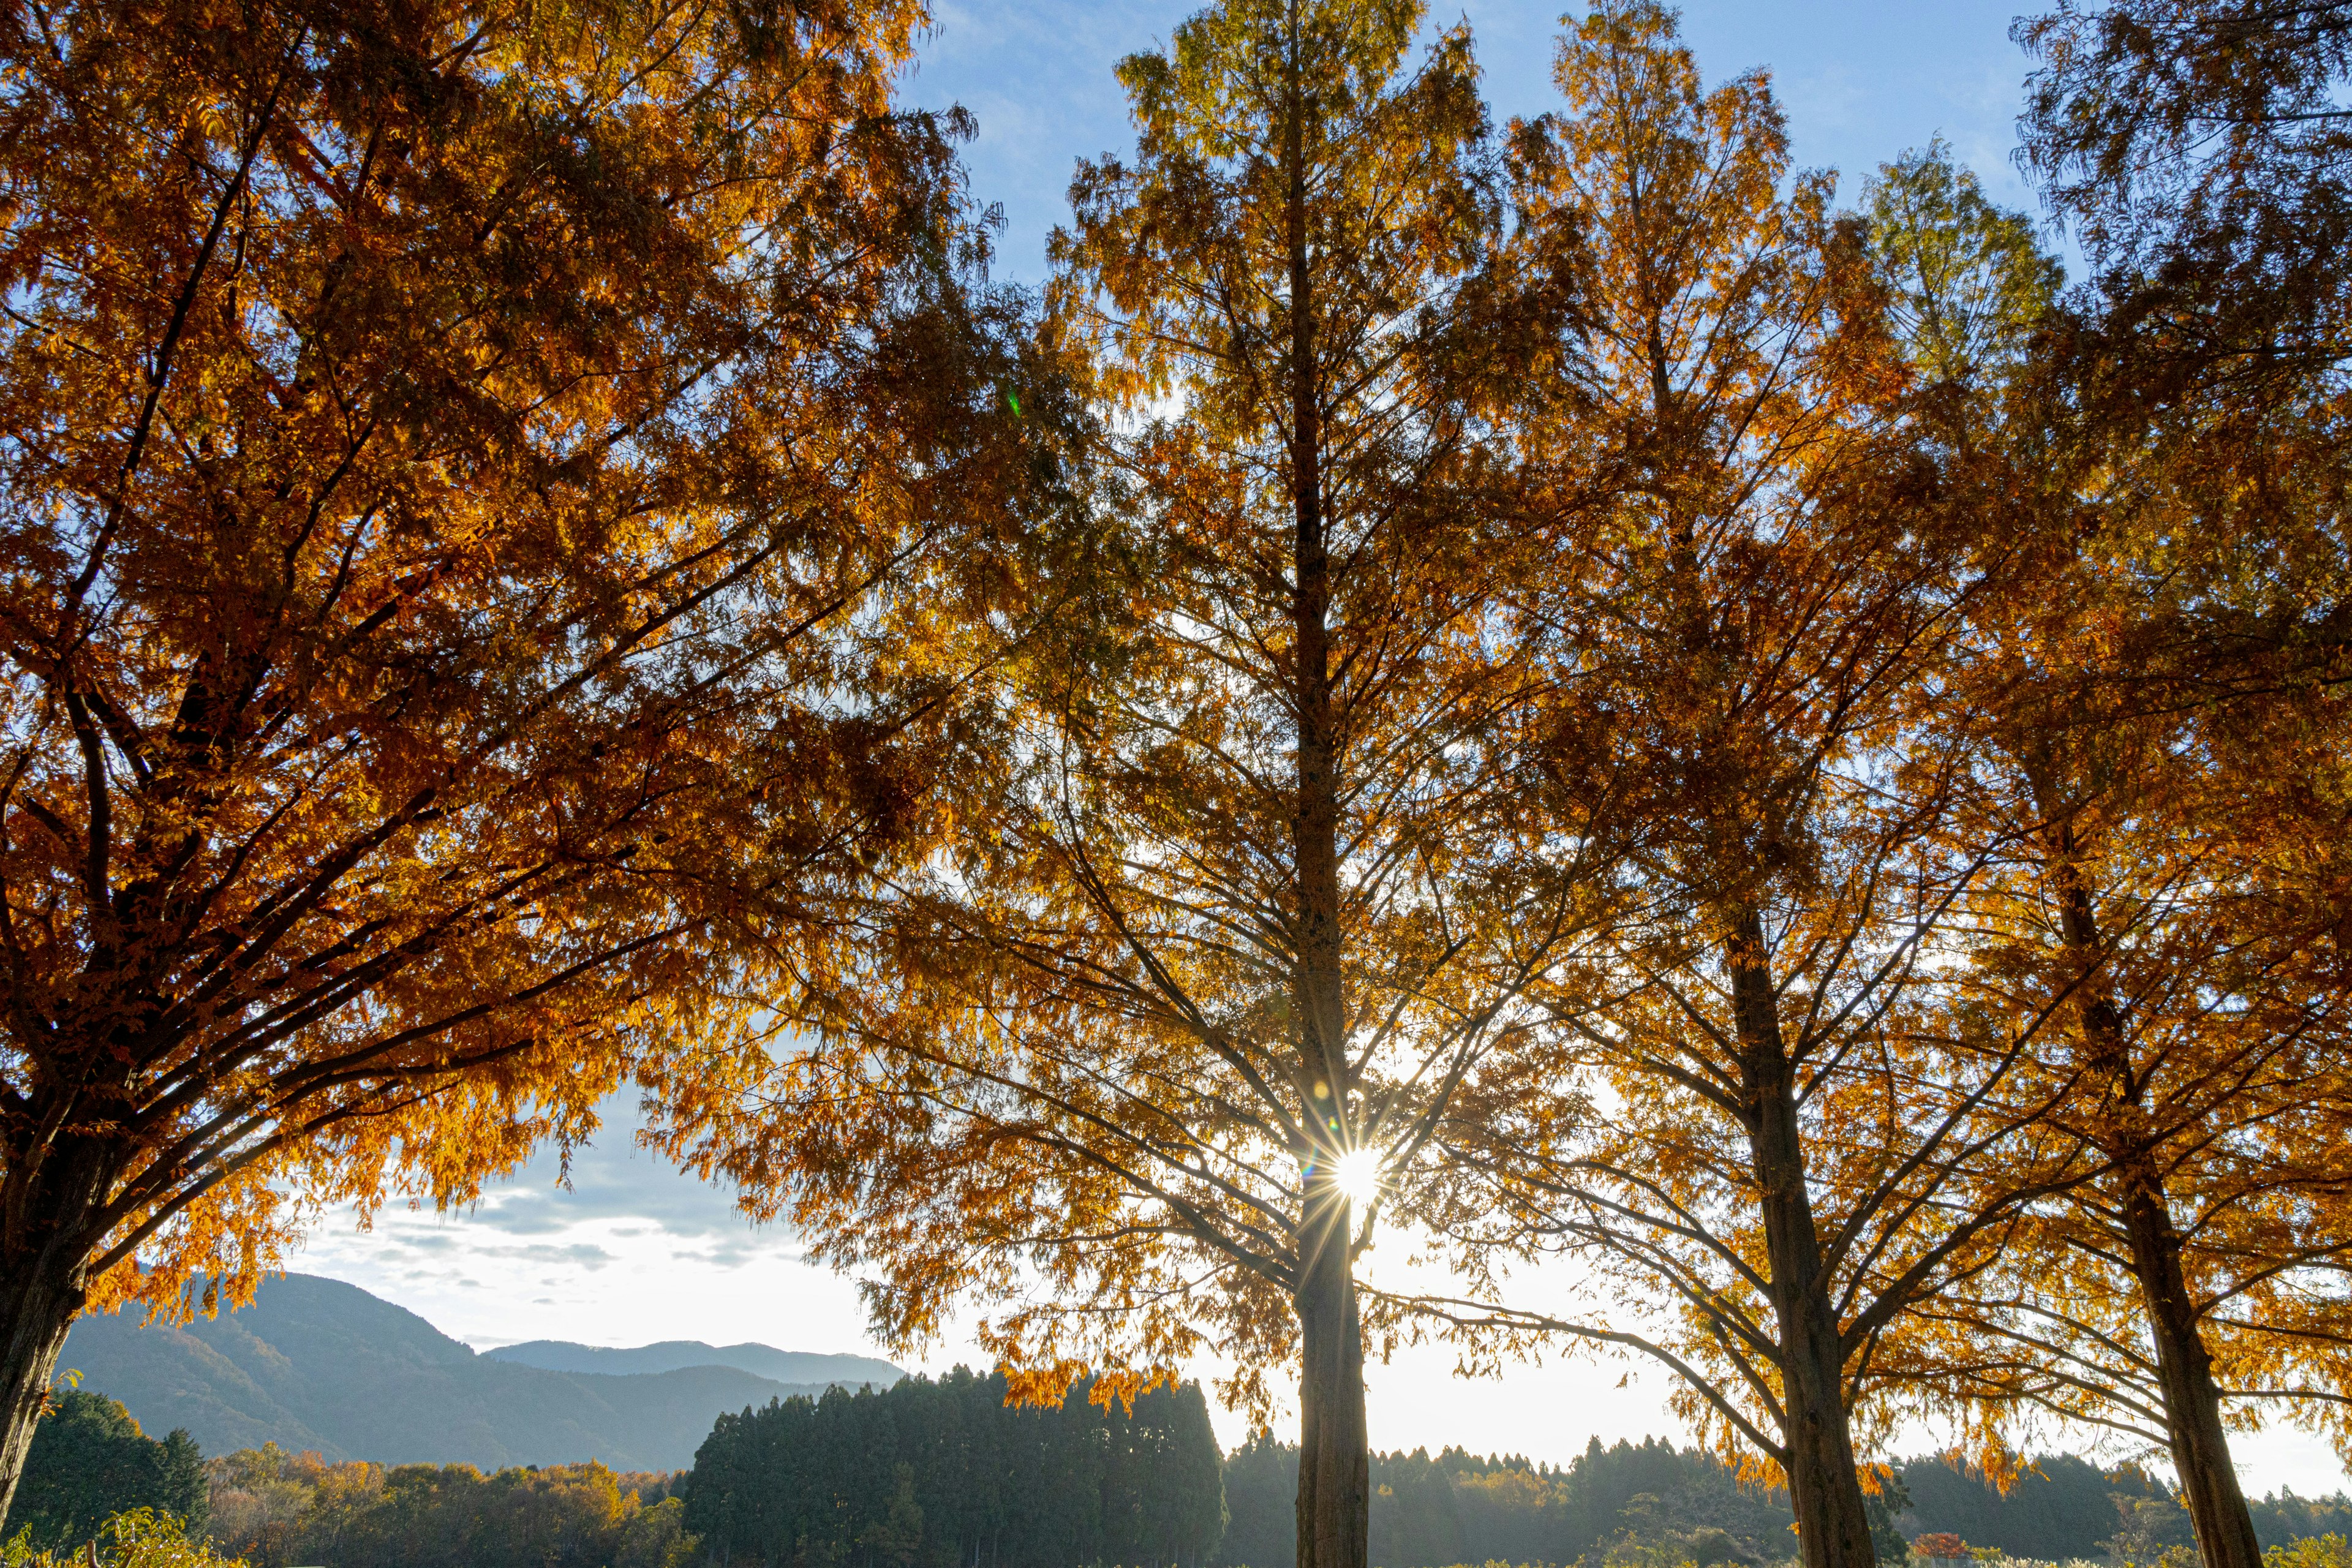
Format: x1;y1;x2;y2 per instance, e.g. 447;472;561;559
1223;1436;1796;1568
20;1384;2352;1568
1219;1437;2352;1568
202;1445;691;1568
679;1371;1225;1568
1901;1455;2352;1566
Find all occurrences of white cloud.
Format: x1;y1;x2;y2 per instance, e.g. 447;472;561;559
291;1085;2346;1490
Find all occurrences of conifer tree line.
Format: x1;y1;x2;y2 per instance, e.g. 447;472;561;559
1218;1434;1806;1568
676;1371;1225;1568
1;4;2348;1568
24;1380;2352;1568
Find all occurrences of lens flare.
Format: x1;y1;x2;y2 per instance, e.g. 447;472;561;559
1331;1147;1382;1209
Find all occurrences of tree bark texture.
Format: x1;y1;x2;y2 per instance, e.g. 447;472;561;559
1294;1191;1370;1568
2119;1164;2264;1568
2044;826;2261;1568
0;1135;112;1522
1729;916;1880;1568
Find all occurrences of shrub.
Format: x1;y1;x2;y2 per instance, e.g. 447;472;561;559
4;1510;244;1568
2268;1536;2352;1568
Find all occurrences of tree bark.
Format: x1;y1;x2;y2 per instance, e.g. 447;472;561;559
1294;1188;1368;1568
1728;914;1879;1568
2043;821;2262;1568
0;1264;78;1528
0;1136;111;1523
2119;1163;2263;1568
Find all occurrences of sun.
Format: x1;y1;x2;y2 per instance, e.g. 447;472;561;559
1330;1147;1383;1210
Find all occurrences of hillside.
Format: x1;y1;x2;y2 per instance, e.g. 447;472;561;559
56;1274;894;1471
482;1338;900;1387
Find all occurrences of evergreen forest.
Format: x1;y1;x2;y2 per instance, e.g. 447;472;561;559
677;1373;1225;1568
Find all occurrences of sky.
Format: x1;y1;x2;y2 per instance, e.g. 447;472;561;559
290;0;2352;1500
898;0;2054;290
297;1078;2352;1494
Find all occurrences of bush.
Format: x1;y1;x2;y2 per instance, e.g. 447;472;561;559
3;1510;244;1568
2268;1537;2352;1568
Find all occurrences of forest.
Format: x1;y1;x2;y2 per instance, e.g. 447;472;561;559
677;1372;1225;1568
0;1;2348;1567
13;1379;2352;1568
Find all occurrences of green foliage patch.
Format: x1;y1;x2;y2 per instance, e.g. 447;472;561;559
2;1393;206;1554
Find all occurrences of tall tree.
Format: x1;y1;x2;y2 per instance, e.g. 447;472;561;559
655;6;1612;1568
1411;25;2079;1568
1899;293;2352;1568
0;0;1022;1518
1894;12;2352;1553
2015;0;2352;384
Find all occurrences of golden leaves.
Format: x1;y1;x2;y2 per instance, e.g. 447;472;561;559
0;0;1023;1412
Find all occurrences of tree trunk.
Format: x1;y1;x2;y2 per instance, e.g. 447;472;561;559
1729;914;1879;1568
2117;1166;2262;1568
1281;8;1363;1567
1294;1194;1368;1568
2042;820;2261;1568
2116;1231;2259;1566
0;1164;101;1525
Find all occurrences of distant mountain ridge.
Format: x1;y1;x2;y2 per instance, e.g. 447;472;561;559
56;1273;902;1472
481;1339;900;1387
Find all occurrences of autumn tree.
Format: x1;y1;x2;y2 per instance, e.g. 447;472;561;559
2015;0;2352;385
1847;9;2352;1562
652;6;1619;1568
0;0;1027;1517
1408;22;2087;1568
1887;210;2352;1568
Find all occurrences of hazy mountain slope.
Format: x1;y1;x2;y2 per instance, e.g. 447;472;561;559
482;1338;900;1387
56;1274;849;1471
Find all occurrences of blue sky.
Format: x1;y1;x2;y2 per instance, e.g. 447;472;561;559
284;0;2352;1496
900;0;2054;288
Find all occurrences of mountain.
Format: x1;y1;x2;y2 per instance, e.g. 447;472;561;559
55;1273;897;1472
481;1339;900;1387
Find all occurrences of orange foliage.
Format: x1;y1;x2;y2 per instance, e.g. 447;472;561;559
0;0;1027;1513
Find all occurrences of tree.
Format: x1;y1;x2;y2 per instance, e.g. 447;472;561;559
2014;0;2352;386
1888;6;2352;1562
1;1391;205;1552
1411;24;2084;1568
1897;315;2352;1568
654;6;1616;1568
1868;64;2352;1568
679;1370;1226;1568
0;0;1026;1519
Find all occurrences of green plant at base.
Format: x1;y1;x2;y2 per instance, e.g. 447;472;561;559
2;1511;244;1568
2267;1537;2352;1568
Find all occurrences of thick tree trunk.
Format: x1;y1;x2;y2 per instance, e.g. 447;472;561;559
1729;916;1879;1568
1294;1188;1368;1568
0;1263;79;1526
0;1138;109;1525
2042;821;2261;1568
2118;1165;2263;1568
